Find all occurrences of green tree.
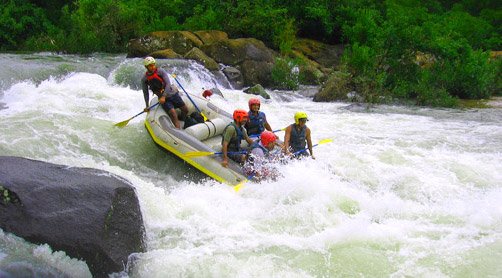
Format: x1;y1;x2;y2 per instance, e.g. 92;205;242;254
0;0;52;50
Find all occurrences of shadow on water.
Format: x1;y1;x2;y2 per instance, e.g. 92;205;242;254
150;139;214;185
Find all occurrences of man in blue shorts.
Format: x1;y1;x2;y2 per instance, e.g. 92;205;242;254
141;56;188;129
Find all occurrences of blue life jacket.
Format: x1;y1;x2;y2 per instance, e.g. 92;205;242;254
289;124;306;152
246;111;266;136
222;122;244;152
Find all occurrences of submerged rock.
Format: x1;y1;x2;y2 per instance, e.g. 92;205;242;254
0;156;146;278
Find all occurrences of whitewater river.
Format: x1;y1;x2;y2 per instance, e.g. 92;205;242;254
0;53;501;277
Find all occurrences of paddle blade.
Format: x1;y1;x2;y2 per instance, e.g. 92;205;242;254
184;151;217;157
318;138;333;145
114;118;131;128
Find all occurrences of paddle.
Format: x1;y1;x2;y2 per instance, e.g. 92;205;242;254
292;138;333;156
114;102;159;127
249;127;286;138
185;150;247;158
172;74;208;121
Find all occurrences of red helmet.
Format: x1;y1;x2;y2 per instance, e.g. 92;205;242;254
233;109;248;122
260;131;276;146
248;98;261;110
202;89;212;98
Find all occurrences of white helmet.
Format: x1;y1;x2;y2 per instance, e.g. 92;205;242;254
143;56;156;66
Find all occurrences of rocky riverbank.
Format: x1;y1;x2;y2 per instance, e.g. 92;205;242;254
127;30;344;99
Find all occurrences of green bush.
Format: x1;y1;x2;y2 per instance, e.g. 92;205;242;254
342;43;377;75
428;49;497;99
274;18;297;55
271;57;300;90
0;1;52;50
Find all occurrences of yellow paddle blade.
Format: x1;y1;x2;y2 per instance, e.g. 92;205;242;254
318;138;333;145
184;151;217;157
114;118;132;128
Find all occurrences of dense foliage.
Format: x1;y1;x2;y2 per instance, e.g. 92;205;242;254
1;0;500;106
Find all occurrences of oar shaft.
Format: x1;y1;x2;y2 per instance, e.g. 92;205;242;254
292;140;331;155
115;102;159;127
134;102;159;119
220;151;247;155
249;128;285;138
172;76;202;114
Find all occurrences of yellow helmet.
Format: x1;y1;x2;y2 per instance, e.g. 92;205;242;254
294;111;308;124
143;56;156;67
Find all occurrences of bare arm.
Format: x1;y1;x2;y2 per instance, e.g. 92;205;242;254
221;141;229;167
263;113;272;132
283;125;292;153
306;127;314;157
245;132;254;145
141;75;150;107
264;121;272;132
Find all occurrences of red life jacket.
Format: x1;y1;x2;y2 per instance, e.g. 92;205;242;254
145;69;165;94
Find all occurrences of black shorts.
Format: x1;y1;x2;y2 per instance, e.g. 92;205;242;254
161;93;186;111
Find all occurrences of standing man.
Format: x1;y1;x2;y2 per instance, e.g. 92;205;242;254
221;109;254;167
141;56;188;129
283;111;314;159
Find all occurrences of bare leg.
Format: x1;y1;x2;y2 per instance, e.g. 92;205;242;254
180;105;188;121
168;108;181;129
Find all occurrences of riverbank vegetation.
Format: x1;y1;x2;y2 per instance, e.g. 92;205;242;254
1;0;500;106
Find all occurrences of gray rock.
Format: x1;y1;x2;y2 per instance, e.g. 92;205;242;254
184;47;219;71
0;156;146;278
222;66;244;89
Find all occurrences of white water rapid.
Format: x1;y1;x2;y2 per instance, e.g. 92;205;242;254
0;53;501;277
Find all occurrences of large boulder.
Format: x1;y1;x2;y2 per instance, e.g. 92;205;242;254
150;48;184;59
292;39;344;69
288;50;327;85
201;38;277;87
127;31;203;58
201;38;276;65
193;30;229;45
0;156;146;278
240;59;274;88
184;47;220;71
313;71;355;102
222;66;244;89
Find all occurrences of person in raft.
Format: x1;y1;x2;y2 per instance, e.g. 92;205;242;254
243;131;281;181
221;109;254;167
141;56;188;129
244;97;274;138
283;111;314;159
